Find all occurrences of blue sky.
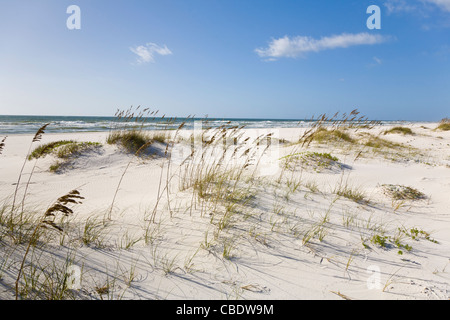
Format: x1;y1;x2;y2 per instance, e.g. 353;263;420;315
0;0;449;120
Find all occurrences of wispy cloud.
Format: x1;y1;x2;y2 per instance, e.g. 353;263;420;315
384;0;417;14
373;56;383;65
368;56;384;68
255;33;391;60
384;0;450;13
130;43;172;64
423;0;450;12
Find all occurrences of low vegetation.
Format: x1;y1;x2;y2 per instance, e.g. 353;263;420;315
398;227;438;244
361;133;404;150
369;226;438;255
0;108;443;300
28;140;75;160
381;184;426;201
383;126;414;135
305;128;355;144
282;151;340;172
436;118;450;131
106;107;170;154
335;184;368;204
369;233;413;254
29;140;102;173
107;130;153;154
295;111;422;164
298;109;380;148
30;141;101;160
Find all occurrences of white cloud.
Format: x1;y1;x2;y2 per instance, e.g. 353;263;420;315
255;33;391;60
130;43;172;64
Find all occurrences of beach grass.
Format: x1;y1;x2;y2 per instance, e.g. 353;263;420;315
282;151;340;172
381;184;426;201
335;184;368;204
106;106;172;155
436;118;450;131
28;140;75;160
55;141;101;159
362;133;404;149
0;108;445;300
309;128;355;144
0;137;6;155
383;126;414;135
107;130;152;154
29;140;102;172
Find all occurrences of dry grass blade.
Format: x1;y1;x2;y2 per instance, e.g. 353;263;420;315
436;118;450;131
15;189;84;300
299;109;380;147
11;124;51;219
43;189;84;230
330;290;354;300
0;136;6;155
107;107;177;220
57;189;84;204
32;123;50;143
381;184;426;201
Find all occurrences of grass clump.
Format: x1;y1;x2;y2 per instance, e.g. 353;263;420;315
282;151;340;172
383;127;414;135
354;132;421;163
49;162;63;173
106;107;171;154
55;142;101;159
80;217;108;248
435;118;450;131
381;184;426;201
107;130;153;154
307;128;355;144
28;141;74;160
14;189;84;299
0;137;7;155
336;185;368;204
362;134;403;149
29;140;102;173
298;109;380;148
29;141;101;161
151;132;169;144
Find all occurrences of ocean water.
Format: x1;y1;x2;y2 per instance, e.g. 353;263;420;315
0;115;410;135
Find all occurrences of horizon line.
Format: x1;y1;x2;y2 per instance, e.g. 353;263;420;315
0;113;441;123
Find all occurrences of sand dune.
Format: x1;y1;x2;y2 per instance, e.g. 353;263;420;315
0;123;449;300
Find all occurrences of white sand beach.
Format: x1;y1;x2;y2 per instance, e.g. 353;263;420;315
0;121;449;300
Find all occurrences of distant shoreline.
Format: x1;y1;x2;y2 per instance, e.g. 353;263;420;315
0;114;427;135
